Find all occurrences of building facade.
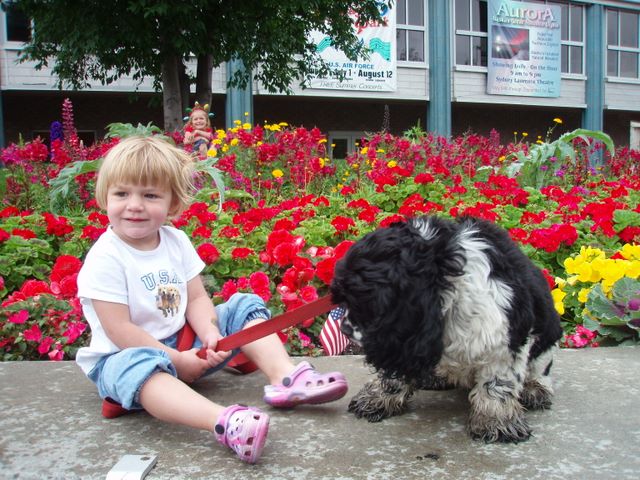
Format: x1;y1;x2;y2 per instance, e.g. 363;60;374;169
1;0;640;156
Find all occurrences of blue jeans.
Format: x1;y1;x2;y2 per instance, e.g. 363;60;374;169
87;293;271;410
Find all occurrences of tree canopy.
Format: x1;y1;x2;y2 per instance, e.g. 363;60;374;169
12;0;388;130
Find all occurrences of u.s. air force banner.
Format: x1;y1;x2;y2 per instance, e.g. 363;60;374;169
487;0;561;97
309;4;396;92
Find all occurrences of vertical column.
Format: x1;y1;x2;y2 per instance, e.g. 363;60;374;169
225;59;254;129
583;4;605;134
427;0;452;137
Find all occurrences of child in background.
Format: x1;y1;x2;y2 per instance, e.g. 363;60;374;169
183;102;213;157
75;136;348;463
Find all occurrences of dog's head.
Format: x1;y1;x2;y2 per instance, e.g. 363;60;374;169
330;217;465;381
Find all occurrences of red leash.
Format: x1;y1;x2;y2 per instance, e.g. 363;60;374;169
196;294;336;358
102;295;336;419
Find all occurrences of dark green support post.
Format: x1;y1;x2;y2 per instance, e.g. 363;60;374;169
584;4;605;165
427;0;452;138
225;59;253;129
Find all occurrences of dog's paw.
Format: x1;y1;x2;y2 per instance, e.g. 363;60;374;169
347;393;408;422
419;374;455;391
468;412;532;443
348;397;390;422
519;381;553;410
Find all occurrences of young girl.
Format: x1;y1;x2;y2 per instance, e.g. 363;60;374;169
75;136;348;464
183;102;213;158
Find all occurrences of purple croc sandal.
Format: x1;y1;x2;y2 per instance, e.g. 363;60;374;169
214;405;269;463
263;361;348;408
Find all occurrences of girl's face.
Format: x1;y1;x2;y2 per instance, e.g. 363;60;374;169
106;182;174;250
190;110;209;130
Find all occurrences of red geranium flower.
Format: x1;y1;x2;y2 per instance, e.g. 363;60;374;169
12;228;36;239
196;243;220;264
231;247;254;259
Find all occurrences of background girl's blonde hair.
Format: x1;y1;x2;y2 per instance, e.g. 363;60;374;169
95;136;195;217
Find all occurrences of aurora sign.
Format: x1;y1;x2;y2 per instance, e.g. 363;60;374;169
487;0;562;97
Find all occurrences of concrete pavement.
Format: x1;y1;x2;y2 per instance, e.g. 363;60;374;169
0;348;639;479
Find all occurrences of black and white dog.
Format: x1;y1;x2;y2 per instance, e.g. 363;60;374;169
330;216;562;443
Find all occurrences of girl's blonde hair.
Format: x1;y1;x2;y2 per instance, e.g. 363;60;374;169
95;136;195;217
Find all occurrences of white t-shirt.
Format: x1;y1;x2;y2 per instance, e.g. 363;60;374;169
75;225;205;374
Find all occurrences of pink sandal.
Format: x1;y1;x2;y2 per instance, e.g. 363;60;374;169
263;361;348;408
214;405;269;463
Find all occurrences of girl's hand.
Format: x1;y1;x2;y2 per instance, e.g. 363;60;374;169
174;349;210;384
201;330;231;368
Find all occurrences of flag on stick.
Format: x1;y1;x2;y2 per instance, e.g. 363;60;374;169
319;306;350;356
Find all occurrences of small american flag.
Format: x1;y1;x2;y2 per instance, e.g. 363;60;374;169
319;306;350;356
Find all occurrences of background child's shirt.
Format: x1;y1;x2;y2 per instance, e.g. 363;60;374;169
75;225;205;375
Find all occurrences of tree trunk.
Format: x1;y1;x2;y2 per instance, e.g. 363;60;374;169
178;61;190;119
162;54;182;132
195;53;213;111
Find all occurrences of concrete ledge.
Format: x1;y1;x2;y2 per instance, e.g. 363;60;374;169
1;348;639;479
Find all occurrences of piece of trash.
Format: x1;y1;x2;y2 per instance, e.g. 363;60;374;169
106;454;158;480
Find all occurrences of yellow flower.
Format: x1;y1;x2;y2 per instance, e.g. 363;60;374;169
222;145;229;153
522;132;528;137
242;122;251;130
272;169;284;178
278;122;289;127
216;130;227;139
553;117;563;124
376;148;385;153
387;160;397;168
551;288;566;315
360;146;368;155
620;244;640;261
244;112;249;117
499;155;506;162
578;288;591;303
319;138;327;144
318;157;325;168
230;138;239;147
206;147;217;158
233;120;241;125
536;140;543;145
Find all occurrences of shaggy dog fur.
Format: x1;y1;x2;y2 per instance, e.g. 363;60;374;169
330;216;563;443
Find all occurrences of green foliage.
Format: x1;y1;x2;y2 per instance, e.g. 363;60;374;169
506;129;615;188
48;158;101;211
584;277;640;345
105;122;165;139
0;235;54;293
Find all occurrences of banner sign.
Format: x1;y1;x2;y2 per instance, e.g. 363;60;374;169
487;0;561;97
309;4;396;92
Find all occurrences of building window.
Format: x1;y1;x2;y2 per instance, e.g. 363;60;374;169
607;8;640;79
329;132;364;160
454;0;584;74
396;0;426;62
3;2;31;42
554;1;584;75
455;0;488;67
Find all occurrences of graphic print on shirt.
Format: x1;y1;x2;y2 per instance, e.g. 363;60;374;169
156;285;182;317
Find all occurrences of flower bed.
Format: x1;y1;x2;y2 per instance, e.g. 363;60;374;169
1;116;639;361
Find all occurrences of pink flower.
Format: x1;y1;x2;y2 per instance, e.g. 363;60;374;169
8;310;29;324
23;324;42;342
38;337;55;355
